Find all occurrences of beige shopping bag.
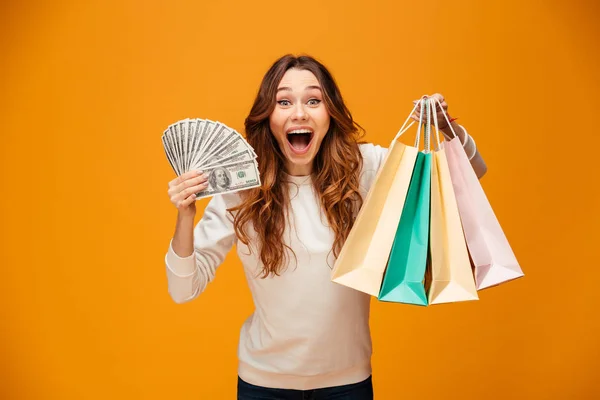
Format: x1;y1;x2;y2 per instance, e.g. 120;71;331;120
426;100;478;304
331;101;425;297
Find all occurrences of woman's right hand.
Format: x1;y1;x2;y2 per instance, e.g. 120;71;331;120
168;170;209;217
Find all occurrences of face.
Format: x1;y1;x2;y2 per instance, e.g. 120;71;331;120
215;169;228;187
269;68;330;176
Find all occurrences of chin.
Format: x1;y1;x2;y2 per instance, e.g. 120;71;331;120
287;154;314;166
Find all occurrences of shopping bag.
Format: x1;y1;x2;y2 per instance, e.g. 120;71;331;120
435;98;524;289
426;100;478;304
377;98;434;305
331;100;424;296
377;150;431;305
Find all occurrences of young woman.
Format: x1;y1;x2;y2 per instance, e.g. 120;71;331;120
164;54;487;399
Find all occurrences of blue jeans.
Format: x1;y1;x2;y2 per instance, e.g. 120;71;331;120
237;375;374;400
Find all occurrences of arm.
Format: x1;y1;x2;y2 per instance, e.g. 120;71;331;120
165;195;236;304
411;94;488;179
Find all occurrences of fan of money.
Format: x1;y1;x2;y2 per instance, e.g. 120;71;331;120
161;118;261;199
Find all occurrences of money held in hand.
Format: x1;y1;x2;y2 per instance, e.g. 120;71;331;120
161;118;261;198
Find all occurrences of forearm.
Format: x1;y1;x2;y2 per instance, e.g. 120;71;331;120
164;195;237;304
172;212;195;257
166;212;200;304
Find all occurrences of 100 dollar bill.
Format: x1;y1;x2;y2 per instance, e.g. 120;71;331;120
195;159;261;199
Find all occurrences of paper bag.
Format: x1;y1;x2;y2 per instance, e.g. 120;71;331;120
377;151;431;305
437;99;524;289
425;100;479;304
331;101;424;296
378;97;432;305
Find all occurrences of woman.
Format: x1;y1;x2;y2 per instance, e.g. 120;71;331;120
165;54;487;399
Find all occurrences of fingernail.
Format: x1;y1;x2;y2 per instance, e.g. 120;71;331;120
196;170;203;175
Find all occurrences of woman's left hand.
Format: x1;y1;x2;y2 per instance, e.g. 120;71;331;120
410;93;451;130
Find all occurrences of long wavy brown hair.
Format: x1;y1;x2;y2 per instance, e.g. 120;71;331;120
228;54;365;278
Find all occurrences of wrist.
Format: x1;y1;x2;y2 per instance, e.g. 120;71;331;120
439;115;458;131
177;208;196;222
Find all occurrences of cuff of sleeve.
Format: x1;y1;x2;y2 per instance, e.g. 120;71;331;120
457;124;469;145
165;239;196;277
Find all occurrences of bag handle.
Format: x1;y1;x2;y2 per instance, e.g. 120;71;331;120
394;99;418;141
424;97;431;152
430;97;461;145
394;97;445;153
429;98;441;151
412;97;431;152
393;97;430;149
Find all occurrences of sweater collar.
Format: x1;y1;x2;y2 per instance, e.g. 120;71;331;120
283;172;312;186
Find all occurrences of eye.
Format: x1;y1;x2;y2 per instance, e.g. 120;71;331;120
307;98;321;106
277;100;291;106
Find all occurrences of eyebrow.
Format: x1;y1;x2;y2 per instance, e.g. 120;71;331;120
277;85;322;92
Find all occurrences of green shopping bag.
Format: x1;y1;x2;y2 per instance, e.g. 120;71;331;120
378;99;432;306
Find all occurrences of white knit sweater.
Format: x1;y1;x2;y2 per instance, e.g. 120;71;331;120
164;143;388;390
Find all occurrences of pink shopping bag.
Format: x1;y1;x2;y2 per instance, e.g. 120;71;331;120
435;99;524;290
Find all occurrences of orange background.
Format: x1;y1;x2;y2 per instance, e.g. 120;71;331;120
1;0;599;399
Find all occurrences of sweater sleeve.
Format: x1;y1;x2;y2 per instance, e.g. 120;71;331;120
455;124;487;179
358;143;389;194
164;194;237;304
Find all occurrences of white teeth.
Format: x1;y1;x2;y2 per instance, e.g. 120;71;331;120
288;130;312;134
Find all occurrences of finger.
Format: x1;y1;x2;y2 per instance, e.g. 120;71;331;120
178;193;197;209
431;93;444;103
428;95;442;107
169;174;204;197
172;183;204;207
169;169;204;188
172;173;208;195
177;182;209;202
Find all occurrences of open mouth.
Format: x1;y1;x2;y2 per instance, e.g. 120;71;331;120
286;128;314;154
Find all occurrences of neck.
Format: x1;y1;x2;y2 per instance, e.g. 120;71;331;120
285;162;312;177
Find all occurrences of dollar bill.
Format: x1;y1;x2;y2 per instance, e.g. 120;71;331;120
185;119;194;171
162;118;262;199
162;134;179;176
185;119;198;172
167;125;182;175
180;118;191;171
196;135;255;170
197;123;230;165
172;122;181;165
202;149;255;170
186;119;205;172
189;119;215;169
194;159;261;199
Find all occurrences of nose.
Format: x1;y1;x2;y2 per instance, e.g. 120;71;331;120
291;103;308;121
